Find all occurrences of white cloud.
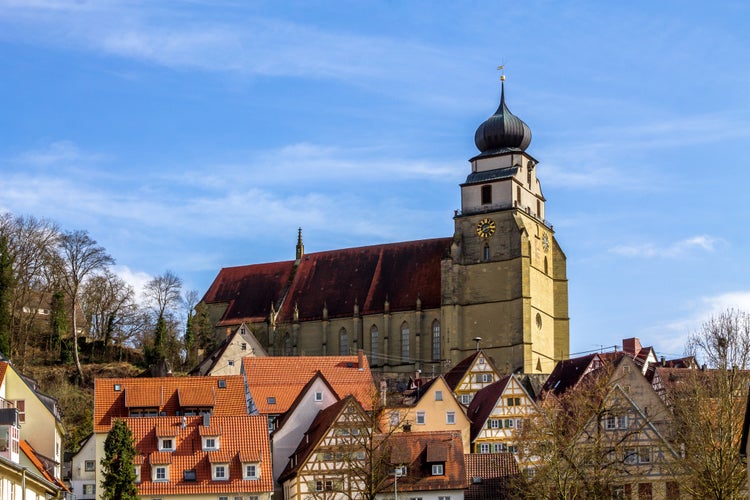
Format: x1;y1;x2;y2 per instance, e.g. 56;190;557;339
13;140;104;167
112;265;153;304
609;235;719;258
643;291;750;357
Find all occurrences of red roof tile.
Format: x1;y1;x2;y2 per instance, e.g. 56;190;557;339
204;238;451;326
464;453;520;500
94;376;247;432
125;415;273;496
202;261;295;325
243;355;375;414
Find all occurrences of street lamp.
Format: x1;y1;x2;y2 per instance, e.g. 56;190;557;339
473;337;482;351
393;465;406;500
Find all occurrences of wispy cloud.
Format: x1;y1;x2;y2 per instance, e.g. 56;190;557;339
643;291;750;356
13;140;105;167
609;235;720;258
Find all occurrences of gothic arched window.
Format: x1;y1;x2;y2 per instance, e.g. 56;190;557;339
370;325;379;364
432;320;441;361
340;328;348;355
401;322;410;362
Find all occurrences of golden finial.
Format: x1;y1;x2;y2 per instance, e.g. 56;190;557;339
497;64;506;82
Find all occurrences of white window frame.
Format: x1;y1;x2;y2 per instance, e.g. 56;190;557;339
153;466;168;482
203;436;219;450
431;463;444;475
460;394;471;405
446;411;456;425
158;437;175;451
435;390;443;401
479;443;490;454
416;411;425;425
243;463;259;480
315;391;323;402
84;460;96;472
212;464;228;481
134;465;141;483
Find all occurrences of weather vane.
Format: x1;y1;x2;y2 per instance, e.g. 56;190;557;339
497;63;506;82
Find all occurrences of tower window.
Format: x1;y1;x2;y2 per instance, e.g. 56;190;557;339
483;244;490;261
481;185;492;205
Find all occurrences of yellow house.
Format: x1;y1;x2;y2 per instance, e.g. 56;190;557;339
383;375;471;453
0;361;65;481
467;373;536;455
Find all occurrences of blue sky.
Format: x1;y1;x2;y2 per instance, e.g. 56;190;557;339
1;1;749;359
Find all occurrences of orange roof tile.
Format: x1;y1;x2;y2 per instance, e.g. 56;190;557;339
177;386;216;407
243;354;375;414
198;425;222;437
150;451;173;465
94;376;246;433
124;415;273;496
125;387;162;408
19;440;69;492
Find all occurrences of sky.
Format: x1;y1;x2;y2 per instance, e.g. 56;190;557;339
1;0;749;360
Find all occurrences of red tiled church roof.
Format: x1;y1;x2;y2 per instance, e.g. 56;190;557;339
203;238;451;325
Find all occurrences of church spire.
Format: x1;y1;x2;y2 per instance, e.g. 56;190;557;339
473;74;532;156
295;227;304;263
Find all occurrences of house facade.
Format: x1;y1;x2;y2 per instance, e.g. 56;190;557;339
383;376;471;454
467;374;536;456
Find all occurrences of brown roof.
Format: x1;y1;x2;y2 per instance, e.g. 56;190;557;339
383;431;467;493
94;376;247;432
204;238;451;326
467;375;511;441
444;351;481;390
464;453;521;500
125;415;273;496
243;354;375;414
542;353;604;397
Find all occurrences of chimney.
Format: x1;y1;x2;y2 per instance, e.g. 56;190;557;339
622;338;642;355
358;349;365;371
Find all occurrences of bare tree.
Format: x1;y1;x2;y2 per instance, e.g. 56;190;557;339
55;230;114;381
144;270;183;319
515;358;680;499
0;214;59;362
81;270;139;360
667;309;750;499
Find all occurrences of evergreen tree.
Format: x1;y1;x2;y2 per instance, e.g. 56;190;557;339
0;235;12;357
49;289;67;359
101;419;138;500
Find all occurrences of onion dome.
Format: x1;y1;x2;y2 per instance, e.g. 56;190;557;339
474;82;532;155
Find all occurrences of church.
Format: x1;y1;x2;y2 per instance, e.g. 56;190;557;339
200;80;569;376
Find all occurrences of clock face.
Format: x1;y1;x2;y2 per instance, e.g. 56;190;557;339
542;233;550;252
476;218;496;238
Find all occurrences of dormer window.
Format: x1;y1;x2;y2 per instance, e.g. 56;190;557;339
212;463;228;481
158;438;175;451
243;463;260;480
153;465;169;482
203;437;219;451
432;463;445;475
267;397;276;405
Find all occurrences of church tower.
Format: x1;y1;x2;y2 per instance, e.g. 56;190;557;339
442;80;569;374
